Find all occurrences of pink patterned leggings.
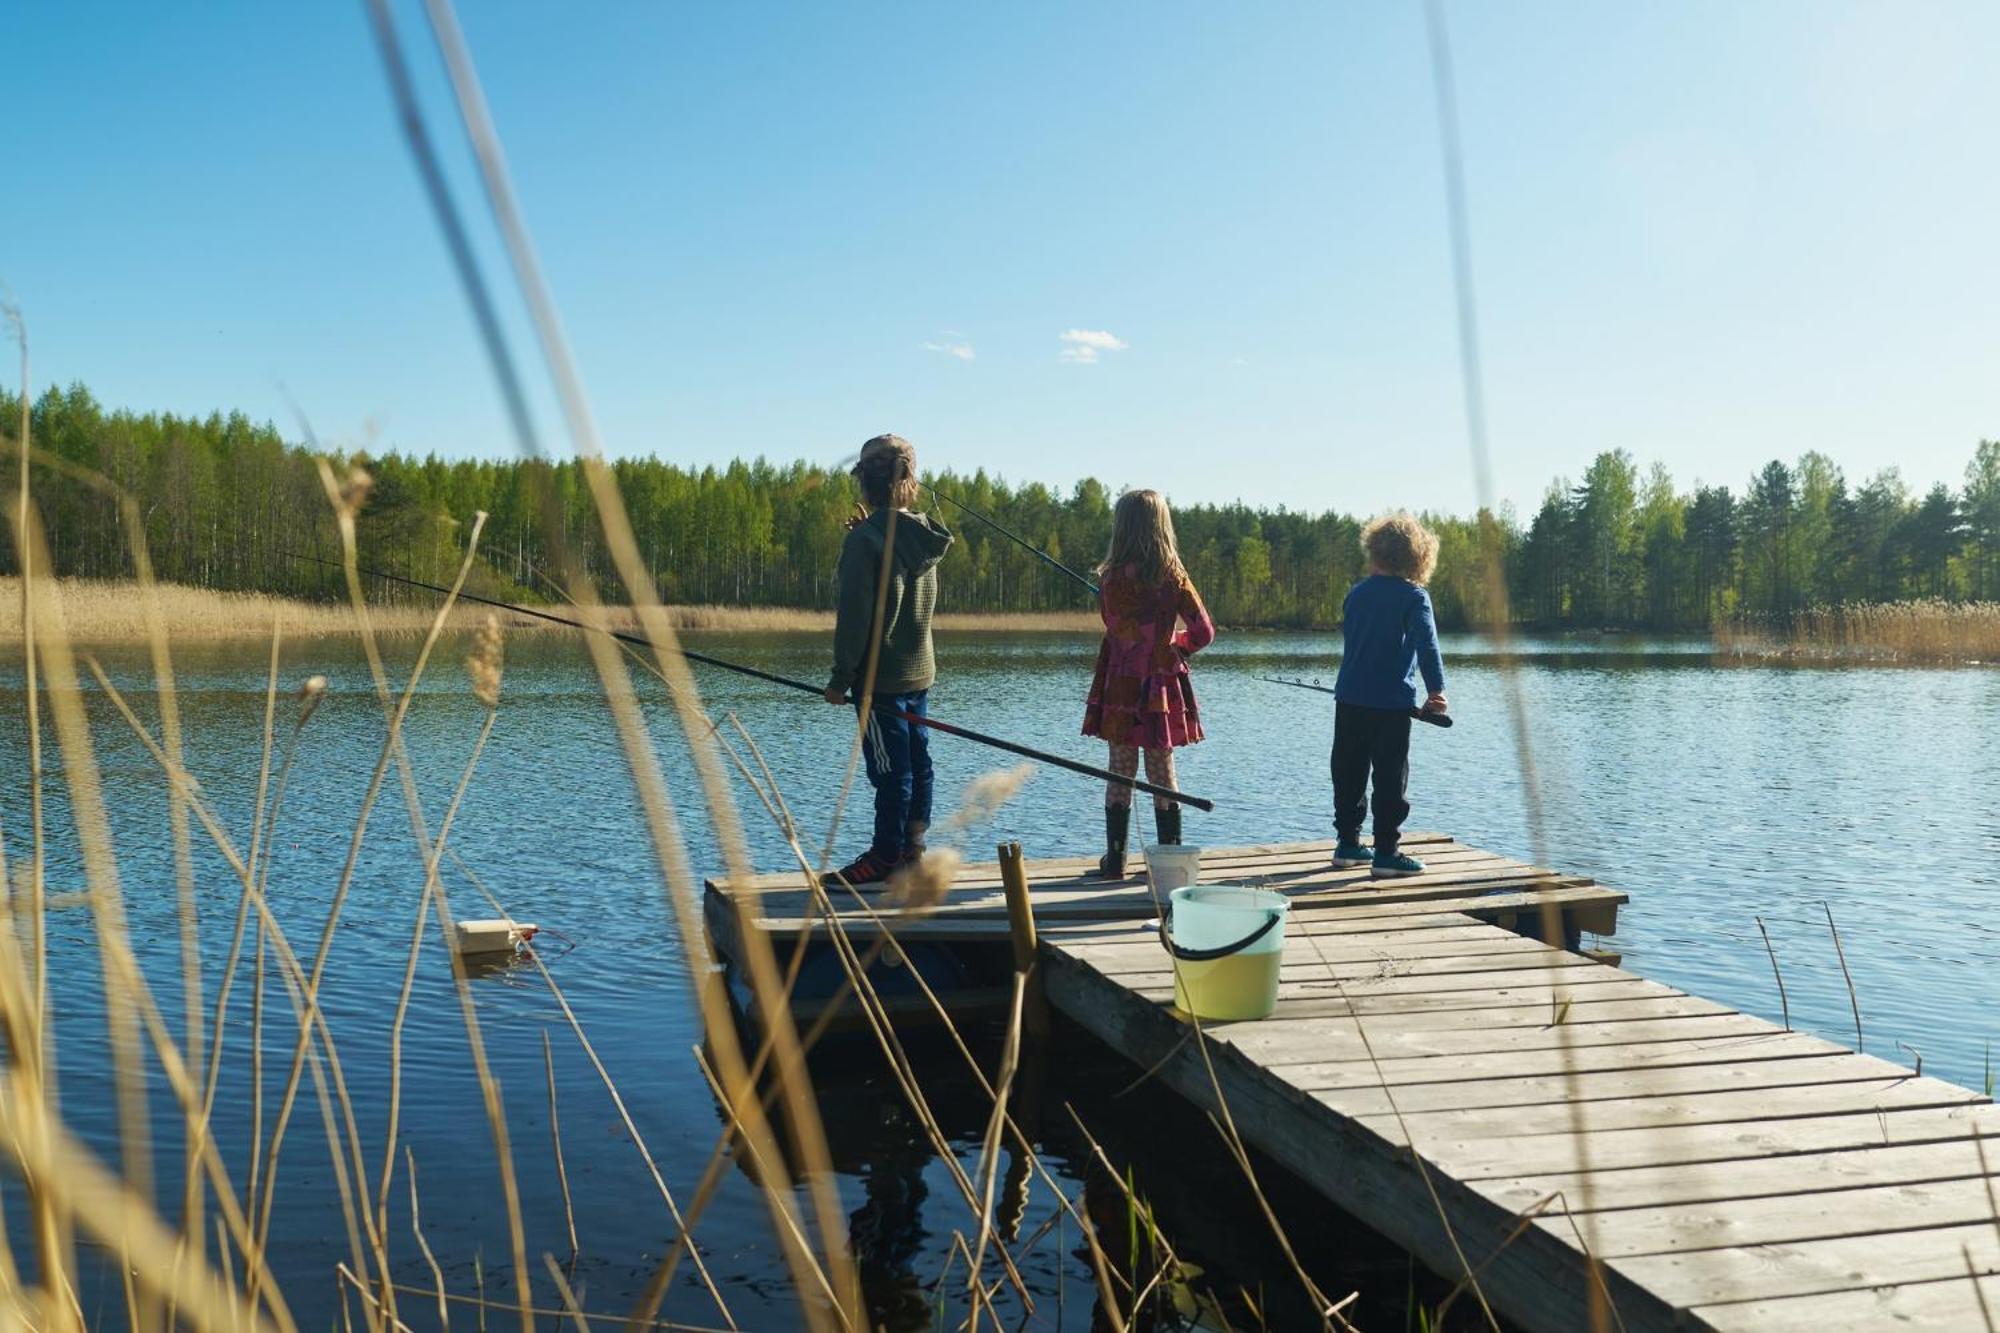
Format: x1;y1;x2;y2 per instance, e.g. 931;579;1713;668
1106;743;1178;811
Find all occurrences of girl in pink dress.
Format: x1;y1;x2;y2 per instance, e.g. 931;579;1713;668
1081;489;1215;878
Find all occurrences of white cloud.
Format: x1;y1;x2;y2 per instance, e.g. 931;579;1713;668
923;339;976;362
1058;328;1128;366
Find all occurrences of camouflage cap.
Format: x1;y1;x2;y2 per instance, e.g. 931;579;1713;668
853;433;915;475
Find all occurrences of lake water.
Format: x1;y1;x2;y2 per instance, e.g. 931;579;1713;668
6;629;1998;1330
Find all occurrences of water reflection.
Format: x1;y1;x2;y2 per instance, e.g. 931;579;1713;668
2;629;1993;1330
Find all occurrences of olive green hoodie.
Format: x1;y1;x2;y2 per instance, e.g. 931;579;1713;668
828;507;954;697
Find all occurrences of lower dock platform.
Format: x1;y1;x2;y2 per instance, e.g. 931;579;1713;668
704;834;2000;1330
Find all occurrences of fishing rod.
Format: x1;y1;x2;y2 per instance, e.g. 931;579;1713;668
921;481;1101;597
289;552;1214;811
1259;676;1454;729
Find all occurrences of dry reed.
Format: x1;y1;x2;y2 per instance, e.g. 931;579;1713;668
1424;3;1613;1326
0;576;1098;643
1716;600;2000;664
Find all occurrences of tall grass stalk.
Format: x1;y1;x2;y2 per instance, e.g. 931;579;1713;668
88;666;387;1320
1755;915;1791;1031
406;1152;452;1330
7;723;297;1333
11;506;160;1333
322;499;545;1333
356;1;860;1309
1824;901;1865;1051
455;861;736;1327
1423;3;1611;1324
241;477;490;1324
545;1032;578;1265
3;297;75;1313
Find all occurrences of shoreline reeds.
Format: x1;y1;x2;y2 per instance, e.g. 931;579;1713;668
1716;599;2000;665
0;576;1099;643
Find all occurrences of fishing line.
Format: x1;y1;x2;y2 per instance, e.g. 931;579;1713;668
921;481;1101;596
284;551;1214;812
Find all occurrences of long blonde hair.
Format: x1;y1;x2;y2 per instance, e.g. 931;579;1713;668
1098;489;1185;585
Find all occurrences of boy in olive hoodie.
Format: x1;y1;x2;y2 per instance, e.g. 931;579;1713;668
823;434;954;885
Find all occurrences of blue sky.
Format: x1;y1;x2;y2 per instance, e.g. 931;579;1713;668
5;2;1997;515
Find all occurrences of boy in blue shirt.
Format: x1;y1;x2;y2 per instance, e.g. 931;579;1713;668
1331;513;1448;876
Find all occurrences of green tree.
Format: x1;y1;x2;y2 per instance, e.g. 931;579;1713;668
1684;484;1737;624
1963;441;2000;600
1567;451;1641;626
1902;483;1962;597
1741;461;1798;615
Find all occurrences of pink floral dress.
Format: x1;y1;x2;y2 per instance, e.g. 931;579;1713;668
1081;564;1216;748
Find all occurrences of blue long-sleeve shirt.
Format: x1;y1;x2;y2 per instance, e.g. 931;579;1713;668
1333;574;1446;711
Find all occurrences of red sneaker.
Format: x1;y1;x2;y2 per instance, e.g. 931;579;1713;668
832;850;899;886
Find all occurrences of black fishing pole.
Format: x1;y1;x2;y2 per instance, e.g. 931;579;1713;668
921;481;1101;597
1259;676;1454;729
291;553;1214;811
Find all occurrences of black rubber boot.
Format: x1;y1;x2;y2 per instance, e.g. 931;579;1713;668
1154;802;1182;847
1096;804;1130;879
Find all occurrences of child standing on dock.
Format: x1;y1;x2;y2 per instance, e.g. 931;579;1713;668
1332;513;1447;877
1083;489;1214;878
824;434;955;886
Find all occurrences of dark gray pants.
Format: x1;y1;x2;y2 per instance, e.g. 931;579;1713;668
1331;702;1411;854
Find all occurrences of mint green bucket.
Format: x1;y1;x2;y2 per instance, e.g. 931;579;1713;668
1161;884;1289;1021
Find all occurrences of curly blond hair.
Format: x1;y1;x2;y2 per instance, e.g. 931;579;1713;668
1361;512;1439;585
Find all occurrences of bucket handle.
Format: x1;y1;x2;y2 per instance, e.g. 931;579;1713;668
1158;904;1283;963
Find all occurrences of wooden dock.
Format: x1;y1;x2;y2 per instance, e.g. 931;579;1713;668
706;835;2000;1331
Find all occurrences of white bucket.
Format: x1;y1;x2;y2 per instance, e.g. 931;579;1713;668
1162;884;1289;1021
1143;844;1204;894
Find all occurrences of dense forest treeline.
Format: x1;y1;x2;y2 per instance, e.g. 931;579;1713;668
4;383;1998;630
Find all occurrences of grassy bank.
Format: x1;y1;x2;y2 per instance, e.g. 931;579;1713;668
1716;599;2000;664
0;577;1098;642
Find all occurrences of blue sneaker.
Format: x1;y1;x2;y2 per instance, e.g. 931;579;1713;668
1332;839;1371;869
1372;849;1426;877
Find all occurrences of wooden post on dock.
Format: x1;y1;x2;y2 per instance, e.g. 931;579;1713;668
998;841;1049;1038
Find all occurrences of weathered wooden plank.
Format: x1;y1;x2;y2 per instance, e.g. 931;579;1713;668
1692;1266;2000;1330
720;855;1577;922
1293;1053;1926;1121
739;883;1624;944
715;833;1462;891
1429;1104;2000;1180
1063;933;1586;976
1204;1007;1767;1067
1120;982;1671;1029
1281;883;1621;935
1544;1173;2000;1259
1361;1076;1983;1141
1479;1136;2000;1218
1045;907;1553;942
885;864;1578;922
1130;978;1682;1024
1614;1224;2000;1312
1124;961;1640;1002
1282;1030;1847;1092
